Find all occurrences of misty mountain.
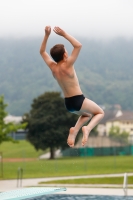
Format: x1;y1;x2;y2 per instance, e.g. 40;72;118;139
0;37;133;115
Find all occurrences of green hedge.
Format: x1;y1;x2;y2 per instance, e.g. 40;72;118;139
62;146;133;157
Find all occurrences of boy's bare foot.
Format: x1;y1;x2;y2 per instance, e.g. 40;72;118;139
67;127;78;147
82;126;90;146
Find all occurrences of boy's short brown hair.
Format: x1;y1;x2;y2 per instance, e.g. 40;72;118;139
50;44;65;62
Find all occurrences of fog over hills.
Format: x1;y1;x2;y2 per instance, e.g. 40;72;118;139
0;37;133;115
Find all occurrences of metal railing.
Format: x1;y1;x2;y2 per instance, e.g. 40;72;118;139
0;152;3;177
17;167;23;187
123;172;128;196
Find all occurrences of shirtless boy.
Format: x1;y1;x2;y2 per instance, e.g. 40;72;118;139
40;26;104;147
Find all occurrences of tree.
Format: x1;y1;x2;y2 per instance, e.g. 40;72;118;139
109;126;129;144
0;95;27;144
24;92;78;159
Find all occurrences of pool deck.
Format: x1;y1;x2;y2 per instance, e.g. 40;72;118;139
59;187;133;196
0;173;133;196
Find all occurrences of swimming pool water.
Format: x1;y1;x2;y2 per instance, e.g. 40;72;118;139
29;194;133;200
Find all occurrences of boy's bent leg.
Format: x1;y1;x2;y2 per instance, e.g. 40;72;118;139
80;98;104;146
82;113;104;146
67;114;92;147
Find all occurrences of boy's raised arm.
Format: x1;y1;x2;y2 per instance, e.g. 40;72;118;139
40;26;55;69
53;26;82;65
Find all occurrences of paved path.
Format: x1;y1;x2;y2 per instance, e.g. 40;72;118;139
0;173;133;196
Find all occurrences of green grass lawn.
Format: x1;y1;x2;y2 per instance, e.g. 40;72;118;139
0;140;44;158
39;176;133;185
0;155;133;180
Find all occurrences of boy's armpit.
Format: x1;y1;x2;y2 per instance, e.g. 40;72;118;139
67;46;82;66
41;51;56;69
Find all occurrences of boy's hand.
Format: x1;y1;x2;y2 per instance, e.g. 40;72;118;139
45;26;51;36
53;26;66;37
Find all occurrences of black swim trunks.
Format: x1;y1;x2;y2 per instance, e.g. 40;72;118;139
64;94;85;112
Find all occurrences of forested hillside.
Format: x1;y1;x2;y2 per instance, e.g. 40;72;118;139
0;37;133;115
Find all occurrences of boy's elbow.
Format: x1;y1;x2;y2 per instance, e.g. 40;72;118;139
78;43;82;49
39;49;43;55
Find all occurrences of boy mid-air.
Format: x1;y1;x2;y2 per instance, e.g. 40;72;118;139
40;26;104;147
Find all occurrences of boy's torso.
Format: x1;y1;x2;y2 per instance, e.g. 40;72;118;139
51;62;82;97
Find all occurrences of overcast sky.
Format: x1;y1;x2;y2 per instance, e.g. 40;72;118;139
0;0;133;39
